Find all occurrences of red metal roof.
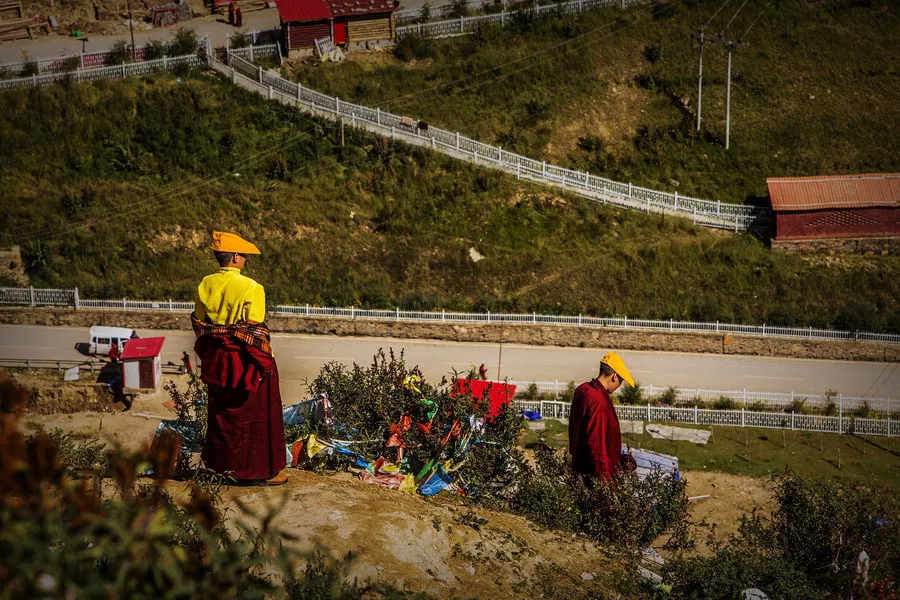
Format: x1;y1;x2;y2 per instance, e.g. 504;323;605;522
120;337;165;360
767;173;900;212
276;0;332;23
328;0;394;17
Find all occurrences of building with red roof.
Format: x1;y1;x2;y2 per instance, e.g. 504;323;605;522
276;0;396;54
120;336;165;391
767;173;900;247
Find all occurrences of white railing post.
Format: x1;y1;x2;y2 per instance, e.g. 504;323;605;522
555;379;559;398
258;65;262;83
791;411;795;430
647;402;651;422
456;132;460;149
123;297;127;310
74;287;80;310
396;307;400;322
377;107;381;125
30;286;34;306
694;405;698;424
297;81;302;100
838;393;843;433
741;407;745;427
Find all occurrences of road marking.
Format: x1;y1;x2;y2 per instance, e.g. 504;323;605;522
743;375;805;381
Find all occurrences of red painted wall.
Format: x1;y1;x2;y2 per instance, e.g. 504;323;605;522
286;21;332;49
775;207;900;240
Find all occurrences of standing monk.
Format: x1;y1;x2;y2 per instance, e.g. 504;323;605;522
192;231;287;486
568;352;634;481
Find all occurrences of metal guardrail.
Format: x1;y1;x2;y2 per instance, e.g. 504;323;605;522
510;380;898;414
0;358;186;375
3;287;899;345
219;50;771;231
513;400;900;437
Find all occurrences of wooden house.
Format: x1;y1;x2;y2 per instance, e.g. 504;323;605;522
276;0;395;55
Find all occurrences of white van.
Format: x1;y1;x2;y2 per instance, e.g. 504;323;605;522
88;326;137;356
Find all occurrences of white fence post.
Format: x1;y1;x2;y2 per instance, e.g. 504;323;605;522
74;287;80;310
741;407;745;427
258;65;262;83
839;393;843;433
647;402;651;422
29;286;34;306
377;107;381;125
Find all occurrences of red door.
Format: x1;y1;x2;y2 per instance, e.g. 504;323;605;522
139;359;153;389
334;20;347;44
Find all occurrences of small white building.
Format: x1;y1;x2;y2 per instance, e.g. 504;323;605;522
119;336;165;392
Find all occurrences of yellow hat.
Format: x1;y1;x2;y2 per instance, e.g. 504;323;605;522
600;351;634;387
209;231;260;254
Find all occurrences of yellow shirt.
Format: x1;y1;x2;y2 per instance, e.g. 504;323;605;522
194;267;266;325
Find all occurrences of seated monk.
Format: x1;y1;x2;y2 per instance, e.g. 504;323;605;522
192;231;287;486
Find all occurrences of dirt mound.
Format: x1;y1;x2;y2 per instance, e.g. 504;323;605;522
224;470;632;599
11;370;123;415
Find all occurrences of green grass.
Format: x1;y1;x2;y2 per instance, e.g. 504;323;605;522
0;71;898;330
287;0;899;204
523;418;900;492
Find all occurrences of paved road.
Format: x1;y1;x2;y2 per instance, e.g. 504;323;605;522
1;325;897;403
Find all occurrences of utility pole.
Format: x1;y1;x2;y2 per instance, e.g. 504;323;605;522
713;36;741;149
127;0;136;61
690;30;708;132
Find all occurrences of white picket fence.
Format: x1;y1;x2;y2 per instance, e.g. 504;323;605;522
397;0;646;39
510;380;897;414
0;38;210;79
218;49;771;231
395;0;644;26
3;287;899;346
513;401;900;437
0;52;205;92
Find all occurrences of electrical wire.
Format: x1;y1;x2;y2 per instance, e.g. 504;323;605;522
722;0;751;33
741;0;775;38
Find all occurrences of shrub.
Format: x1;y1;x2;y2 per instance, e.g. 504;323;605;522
656;386;678;406
168;27;198;57
106;40;131;65
60;56;81;72
854;401;873;419
512;446;693;550
618;381;643;405
712;396;737;410
665;470;900;598
0;371;294;598
143;39;167;61
19;61;39;77
786;398;809;414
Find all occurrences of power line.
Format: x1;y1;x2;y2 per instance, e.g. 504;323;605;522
742;0;775;38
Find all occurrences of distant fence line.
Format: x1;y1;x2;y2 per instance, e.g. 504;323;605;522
3;287;899;346
0;38;210;79
0;50;206;92
514;401;900;438
397;0;647;39
509;380;897;414
218;49;771;231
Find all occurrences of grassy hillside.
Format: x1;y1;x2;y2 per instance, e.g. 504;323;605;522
1;74;898;330
286;0;899;203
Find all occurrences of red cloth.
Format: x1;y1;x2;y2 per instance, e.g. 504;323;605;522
452;379;516;421
568;379;622;480
195;332;284;480
194;334;274;392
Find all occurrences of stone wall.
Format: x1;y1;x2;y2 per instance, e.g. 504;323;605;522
3;307;898;363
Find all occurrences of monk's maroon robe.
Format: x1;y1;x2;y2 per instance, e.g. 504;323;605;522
568;379;622;480
194;333;285;480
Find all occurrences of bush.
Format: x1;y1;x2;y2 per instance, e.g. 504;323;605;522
665;470;900;599
618;381;643;405
19;61;39;77
712;396;737;410
0;371;295;598
786;398;809;414
656;386;678;406
106;40;132;66
60;56;82;72
512;446;693;550
143;39;167;61
854;400;873;419
168;27;198;57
